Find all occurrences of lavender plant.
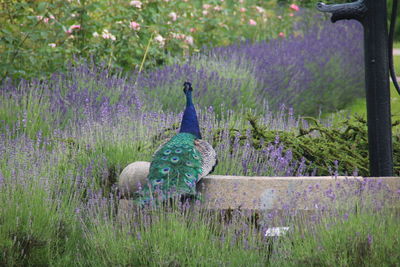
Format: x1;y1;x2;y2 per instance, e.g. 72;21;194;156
133;12;364;116
0;10;397;264
208;14;365;116
1;63;399;265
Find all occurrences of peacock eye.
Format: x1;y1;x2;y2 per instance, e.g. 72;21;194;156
192;154;200;160
160;167;170;174
163;149;172;155
184;177;195;187
186;161;193;167
175;148;182;153
161;156;168;160
170;156;180;163
153;179;163;185
185;173;194;178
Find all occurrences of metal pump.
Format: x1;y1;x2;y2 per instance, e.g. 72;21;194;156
317;0;399;176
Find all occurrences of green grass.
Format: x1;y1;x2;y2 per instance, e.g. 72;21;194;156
354;82;400;116
393;42;400;49
327;82;400;123
272;208;400;266
333;55;400;118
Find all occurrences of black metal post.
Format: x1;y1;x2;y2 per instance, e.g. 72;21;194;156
317;0;393;177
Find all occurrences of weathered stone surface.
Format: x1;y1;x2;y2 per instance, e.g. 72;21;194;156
198;175;400;210
118;161;150;197
117;161;400;210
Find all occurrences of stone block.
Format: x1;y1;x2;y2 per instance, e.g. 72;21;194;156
116;161;400;211
118;161;150;197
198;175;400;210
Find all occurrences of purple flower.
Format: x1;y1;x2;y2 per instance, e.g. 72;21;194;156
367;234;373;245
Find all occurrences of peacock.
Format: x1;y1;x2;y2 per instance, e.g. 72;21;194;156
136;82;217;206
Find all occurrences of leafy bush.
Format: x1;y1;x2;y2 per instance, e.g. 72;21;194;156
232;114;400;176
0;0;299;80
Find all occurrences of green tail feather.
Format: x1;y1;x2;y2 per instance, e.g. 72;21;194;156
136;133;203;205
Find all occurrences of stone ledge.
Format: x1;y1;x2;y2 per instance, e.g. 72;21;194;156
198;175;400;210
117;161;400;211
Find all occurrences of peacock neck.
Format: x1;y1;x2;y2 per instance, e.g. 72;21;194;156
179;91;202;139
186;91;193;107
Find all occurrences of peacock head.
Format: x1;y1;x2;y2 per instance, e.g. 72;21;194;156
183;82;193;94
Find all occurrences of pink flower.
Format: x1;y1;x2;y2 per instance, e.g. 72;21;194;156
239;7;246;13
70;24;81;30
214;5;222;11
290;4;300;12
203;4;211;9
66;24;81;34
36;16;43;20
202;10;208;16
277;15;283;19
169;12;178;21
190;27;196;33
129;0;142;8
289;13;294;17
278;32;285;38
248;19;257;26
130;21;140;31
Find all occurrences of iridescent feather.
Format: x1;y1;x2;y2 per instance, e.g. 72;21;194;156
136;82;217;205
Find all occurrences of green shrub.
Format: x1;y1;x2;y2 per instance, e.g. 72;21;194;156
0;0;299;80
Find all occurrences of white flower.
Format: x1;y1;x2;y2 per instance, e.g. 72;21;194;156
48;43;56;48
171;32;185;40
255;6;265;13
169;12;178;21
184;35;194;46
102;29;116;41
92;32;99;37
129;0;142;8
214;5;222;11
154;34;165;47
